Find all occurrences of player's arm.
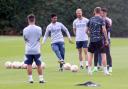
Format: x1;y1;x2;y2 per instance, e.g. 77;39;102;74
42;27;50;44
106;18;112;31
102;25;108;45
23;29;27;42
40;28;43;37
61;23;73;44
107;18;112;27
86;21;90;36
73;28;76;36
73;21;76;35
86;27;90;36
39;28;43;48
109;19;112;26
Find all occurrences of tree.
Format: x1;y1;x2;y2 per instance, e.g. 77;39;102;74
0;0;128;37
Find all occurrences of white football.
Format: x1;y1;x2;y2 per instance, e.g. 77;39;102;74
71;65;79;72
32;62;37;69
15;61;21;69
5;61;12;69
21;62;27;69
19;62;23;68
41;62;46;69
11;61;17;69
63;63;71;70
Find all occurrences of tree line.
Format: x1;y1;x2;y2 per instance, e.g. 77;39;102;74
0;0;127;37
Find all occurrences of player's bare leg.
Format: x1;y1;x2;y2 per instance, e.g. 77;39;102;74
27;65;33;83
78;48;84;69
101;53;110;75
37;65;45;83
88;52;93;75
83;48;88;69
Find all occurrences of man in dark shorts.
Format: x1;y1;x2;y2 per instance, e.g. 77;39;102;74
101;8;113;72
23;14;45;83
92;8;113;73
73;9;89;69
87;7;110;75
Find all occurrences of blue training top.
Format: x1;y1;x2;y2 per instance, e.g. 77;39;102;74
87;16;105;42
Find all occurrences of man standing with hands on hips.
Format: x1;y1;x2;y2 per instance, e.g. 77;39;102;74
73;8;89;69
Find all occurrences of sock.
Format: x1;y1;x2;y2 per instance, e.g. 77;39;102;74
85;61;88;66
94;66;98;70
88;66;92;73
109;67;112;72
103;67;108;74
80;61;83;66
39;75;44;81
60;59;64;61
60;63;63;68
109;67;112;70
28;75;33;81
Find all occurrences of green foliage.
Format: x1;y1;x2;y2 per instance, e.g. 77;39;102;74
0;0;127;37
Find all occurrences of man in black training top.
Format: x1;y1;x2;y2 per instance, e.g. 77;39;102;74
87;7;110;75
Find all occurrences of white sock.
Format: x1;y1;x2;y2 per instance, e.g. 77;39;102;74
28;75;33;81
88;66;92;73
60;59;64;61
103;67;108;74
39;75;44;81
109;67;112;72
80;61;83;66
85;61;88;66
109;67;112;69
94;66;98;70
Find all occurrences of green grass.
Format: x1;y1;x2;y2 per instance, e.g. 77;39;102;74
0;36;128;89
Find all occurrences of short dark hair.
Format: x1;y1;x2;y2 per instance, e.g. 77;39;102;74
101;8;108;12
51;14;57;18
27;14;35;22
94;7;101;14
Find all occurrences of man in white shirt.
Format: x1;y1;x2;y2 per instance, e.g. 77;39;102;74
23;14;45;83
73;9;89;69
42;14;72;71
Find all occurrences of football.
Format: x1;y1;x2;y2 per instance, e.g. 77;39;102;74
70;65;79;72
5;61;12;69
41;62;46;69
21;62;27;69
32;62;37;69
11;61;17;69
15;61;21;69
63;63;71;70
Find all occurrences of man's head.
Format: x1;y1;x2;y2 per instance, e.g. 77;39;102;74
27;14;35;24
93;7;102;15
51;14;57;23
101;8;108;17
76;8;83;19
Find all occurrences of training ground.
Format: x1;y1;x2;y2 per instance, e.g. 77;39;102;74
0;36;128;89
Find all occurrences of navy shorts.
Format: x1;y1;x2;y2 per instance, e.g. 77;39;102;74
24;54;42;66
88;40;106;53
76;41;88;49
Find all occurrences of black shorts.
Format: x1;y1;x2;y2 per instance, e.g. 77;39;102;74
24;54;42;66
76;41;88;49
88;40;106;53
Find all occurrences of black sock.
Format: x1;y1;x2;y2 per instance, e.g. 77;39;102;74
60;63;63;69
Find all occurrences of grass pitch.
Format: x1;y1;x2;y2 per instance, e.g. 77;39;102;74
0;36;128;89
